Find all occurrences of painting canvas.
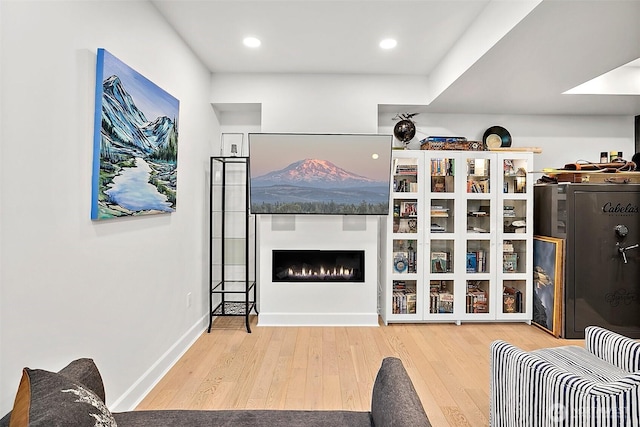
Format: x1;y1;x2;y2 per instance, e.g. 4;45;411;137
533;235;565;337
91;48;179;220
248;133;392;215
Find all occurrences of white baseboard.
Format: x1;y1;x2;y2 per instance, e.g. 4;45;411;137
257;312;379;327
109;314;208;412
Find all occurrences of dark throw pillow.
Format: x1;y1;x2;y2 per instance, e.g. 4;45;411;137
9;368;117;427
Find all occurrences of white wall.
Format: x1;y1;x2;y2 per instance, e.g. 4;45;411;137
0;0;216;414
211;73;430;133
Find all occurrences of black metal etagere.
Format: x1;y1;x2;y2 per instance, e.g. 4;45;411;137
208;156;257;333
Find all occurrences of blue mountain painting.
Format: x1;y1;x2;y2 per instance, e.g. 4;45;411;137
91;48;180;220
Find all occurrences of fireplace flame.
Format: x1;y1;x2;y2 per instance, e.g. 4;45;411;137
286;265;354;279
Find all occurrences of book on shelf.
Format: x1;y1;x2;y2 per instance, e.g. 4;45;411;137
467;179;490;193
393;178;418;193
431;251;450;273
407;242;417;274
431;176;446;192
431;223;446;233
466;252;477;272
406;292;417;314
466;287;488;313
466;250;487;272
424;136;467;143
429;293;439;313
503;252;518;272
431;206;449;217
503;286;522;313
438;292;454;313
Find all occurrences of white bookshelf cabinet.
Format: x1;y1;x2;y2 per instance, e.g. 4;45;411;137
380;150;533;325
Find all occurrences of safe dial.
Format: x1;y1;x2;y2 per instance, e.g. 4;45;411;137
615;224;629;238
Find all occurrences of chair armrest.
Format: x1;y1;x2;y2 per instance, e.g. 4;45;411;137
490;340;640;426
585;326;640;373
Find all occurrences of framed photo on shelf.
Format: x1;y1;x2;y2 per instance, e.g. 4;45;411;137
533;235;565;337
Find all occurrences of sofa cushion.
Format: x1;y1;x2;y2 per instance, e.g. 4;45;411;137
371;357;431;427
0;358;106;427
114;409;372;427
8;368;117;427
56;358;106;403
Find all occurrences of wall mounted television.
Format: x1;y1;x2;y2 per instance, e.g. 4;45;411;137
248;133;392;215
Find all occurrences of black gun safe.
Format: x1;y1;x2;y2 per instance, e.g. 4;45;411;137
534;183;640;339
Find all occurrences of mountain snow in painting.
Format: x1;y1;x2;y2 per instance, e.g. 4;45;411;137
91;48;179;220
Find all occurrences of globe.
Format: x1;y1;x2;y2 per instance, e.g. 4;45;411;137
393;119;416;143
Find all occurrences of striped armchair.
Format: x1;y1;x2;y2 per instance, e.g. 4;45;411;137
490;326;640;426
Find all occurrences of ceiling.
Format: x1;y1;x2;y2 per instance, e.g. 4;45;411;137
151;0;640;116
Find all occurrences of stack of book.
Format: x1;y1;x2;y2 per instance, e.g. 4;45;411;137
392;281;417;314
431;206;449;217
466;282;488;313
394;161;417;176
503;205;516;218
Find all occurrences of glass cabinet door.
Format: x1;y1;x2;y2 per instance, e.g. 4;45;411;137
497;154;533;319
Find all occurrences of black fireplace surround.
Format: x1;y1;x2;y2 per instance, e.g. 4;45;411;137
272;250;365;282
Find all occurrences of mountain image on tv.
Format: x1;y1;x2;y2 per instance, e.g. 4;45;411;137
250;158;390;214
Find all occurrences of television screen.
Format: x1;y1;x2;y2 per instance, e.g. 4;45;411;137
248;133;392;215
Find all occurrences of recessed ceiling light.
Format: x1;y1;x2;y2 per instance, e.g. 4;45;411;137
379;38;397;50
243;37;261;48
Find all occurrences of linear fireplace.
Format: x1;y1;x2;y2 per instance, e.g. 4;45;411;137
272;250;365;282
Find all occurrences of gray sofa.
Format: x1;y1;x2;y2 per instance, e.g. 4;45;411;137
1;356;431;426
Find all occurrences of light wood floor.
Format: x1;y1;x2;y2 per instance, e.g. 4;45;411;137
137;316;580;426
